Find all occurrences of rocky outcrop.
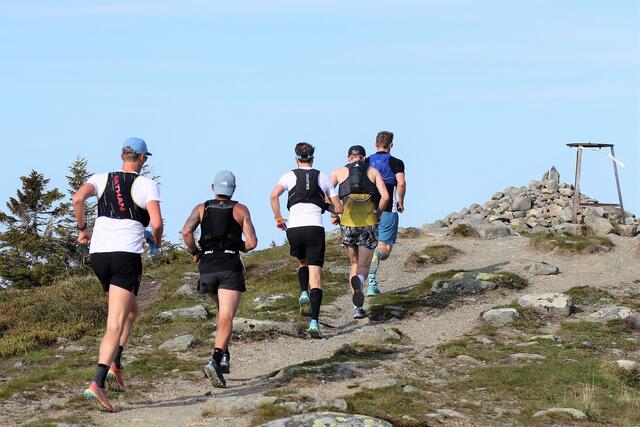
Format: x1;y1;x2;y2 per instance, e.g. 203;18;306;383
518;293;574;317
439;167;638;237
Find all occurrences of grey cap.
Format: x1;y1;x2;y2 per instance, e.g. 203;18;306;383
213;170;236;196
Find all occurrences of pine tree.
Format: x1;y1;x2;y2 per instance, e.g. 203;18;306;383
57;156;94;272
0;170;67;288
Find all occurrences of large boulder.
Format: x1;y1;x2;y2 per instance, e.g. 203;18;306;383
432;277;496;295
512;196;532;211
205;394;277;416
586;306;640;329
527;262;559;276
583;215;615;237
518;293;574;317
158;334;195;351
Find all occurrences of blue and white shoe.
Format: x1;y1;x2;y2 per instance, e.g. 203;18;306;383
350;277;365;307
204;359;226;388
367;275;381;296
299;291;311;316
307;319;322;338
353;306;367;319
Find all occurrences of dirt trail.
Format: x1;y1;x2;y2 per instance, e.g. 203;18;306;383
91;233;640;426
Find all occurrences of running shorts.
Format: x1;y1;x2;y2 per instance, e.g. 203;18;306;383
91;252;143;295
286;226;326;267
199;271;246;294
340;225;378;250
378;212;399;245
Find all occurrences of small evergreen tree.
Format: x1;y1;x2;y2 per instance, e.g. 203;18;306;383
0;170;67;288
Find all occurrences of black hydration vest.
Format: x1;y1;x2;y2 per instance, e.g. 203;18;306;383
338;161;379;201
198;200;243;253
97;172;150;227
286;168;326;212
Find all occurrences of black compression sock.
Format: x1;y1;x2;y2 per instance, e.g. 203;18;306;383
212;348;224;365
114;345;124;369
95;363;109;388
297;266;309;293
309;288;323;321
225;348;230;357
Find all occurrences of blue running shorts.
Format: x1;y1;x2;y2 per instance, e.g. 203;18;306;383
378;212;399;245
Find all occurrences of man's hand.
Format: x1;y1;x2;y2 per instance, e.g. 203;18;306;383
397;201;405;213
275;217;287;231
331;215;340;225
77;230;91;245
192;251;201;265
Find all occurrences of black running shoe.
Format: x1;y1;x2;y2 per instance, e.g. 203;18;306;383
220;352;230;374
204;359;226;388
351;276;365;307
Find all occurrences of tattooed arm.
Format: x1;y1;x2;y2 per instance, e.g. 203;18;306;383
181;204;202;262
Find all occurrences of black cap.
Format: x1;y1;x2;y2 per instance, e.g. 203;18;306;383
348;145;366;157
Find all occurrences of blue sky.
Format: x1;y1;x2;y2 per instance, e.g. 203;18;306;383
0;1;638;248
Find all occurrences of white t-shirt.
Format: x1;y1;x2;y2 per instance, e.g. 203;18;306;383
87;172;161;254
278;168;337;228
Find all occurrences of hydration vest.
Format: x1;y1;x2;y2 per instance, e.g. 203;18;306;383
286;169;326;212
367;152;397;186
338;161;379;200
97;172;150;227
198;200;243;253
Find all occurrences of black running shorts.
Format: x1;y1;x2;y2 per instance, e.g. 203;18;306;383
286;226;326;267
90;252;143;295
199;271;246;294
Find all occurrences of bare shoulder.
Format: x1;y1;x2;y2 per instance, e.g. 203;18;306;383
233;202;251;217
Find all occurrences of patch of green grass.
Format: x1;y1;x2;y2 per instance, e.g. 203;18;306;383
263;388;304;398
252;403;297;425
565;286;616;306
405;244;460;268
397;227;423;239
450;223;480;238
0;275;106;358
0;351;92;399
526;232;614;253
368;270;463;321
126;352;194;383
345;385;432;427
558;320;638;351
437;338;508;361
22;414;93;427
485;272;529;290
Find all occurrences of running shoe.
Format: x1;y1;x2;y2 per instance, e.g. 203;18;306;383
350;276;365;307
220;352;231;374
299;291;311;317
204;359;226;388
307;319;322;338
367;275;381;296
106;362;125;392
353;306;367;319
83;380;114;412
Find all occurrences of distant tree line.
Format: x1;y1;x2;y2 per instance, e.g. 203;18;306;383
0;158;160;289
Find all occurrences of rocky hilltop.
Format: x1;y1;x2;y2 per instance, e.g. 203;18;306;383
434;166;639;238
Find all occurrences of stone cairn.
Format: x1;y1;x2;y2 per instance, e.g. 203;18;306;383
433;166;639;238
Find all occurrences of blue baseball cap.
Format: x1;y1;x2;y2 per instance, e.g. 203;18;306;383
213;170;236;196
122;137;152;156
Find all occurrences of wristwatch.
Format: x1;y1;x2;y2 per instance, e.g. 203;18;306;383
77;222;88;231
189;248;200;256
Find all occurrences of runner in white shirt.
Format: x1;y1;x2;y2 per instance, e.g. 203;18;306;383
72;137;163;412
270;143;342;338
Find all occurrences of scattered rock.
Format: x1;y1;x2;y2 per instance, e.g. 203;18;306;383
527;262;559;275
529;335;562;343
403;385;420;393
158;334;195;351
274;362;359;381
614;360;640;373
205;394;277;416
473;336;493;345
510;353;546;361
532;408;587;420
261;412;393;427
232;317;299;336
353;325;402;345
436;409;468;419
281;399;349;412
252;294;292;310
518;293;574;317
455;355;482;365
360;378;402;390
584;215;615;237
432;276;493;296
174;283;196;296
482;308;519;325
158;304;208;320
586;306;640;329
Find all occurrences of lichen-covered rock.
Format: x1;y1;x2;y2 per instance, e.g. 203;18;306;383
518;293;574;317
261;412;393;427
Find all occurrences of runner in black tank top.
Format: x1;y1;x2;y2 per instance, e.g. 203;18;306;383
181;170;257;388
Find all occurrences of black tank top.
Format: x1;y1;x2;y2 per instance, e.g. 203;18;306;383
286;168;326;212
97;172;150;227
198;199;244;273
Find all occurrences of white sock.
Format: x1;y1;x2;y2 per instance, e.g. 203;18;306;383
357;274;365;284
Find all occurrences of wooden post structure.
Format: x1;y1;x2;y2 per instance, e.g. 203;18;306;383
567;143;625;225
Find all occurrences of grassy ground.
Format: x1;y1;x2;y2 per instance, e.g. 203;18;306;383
525;232;614;253
404;244;460;268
